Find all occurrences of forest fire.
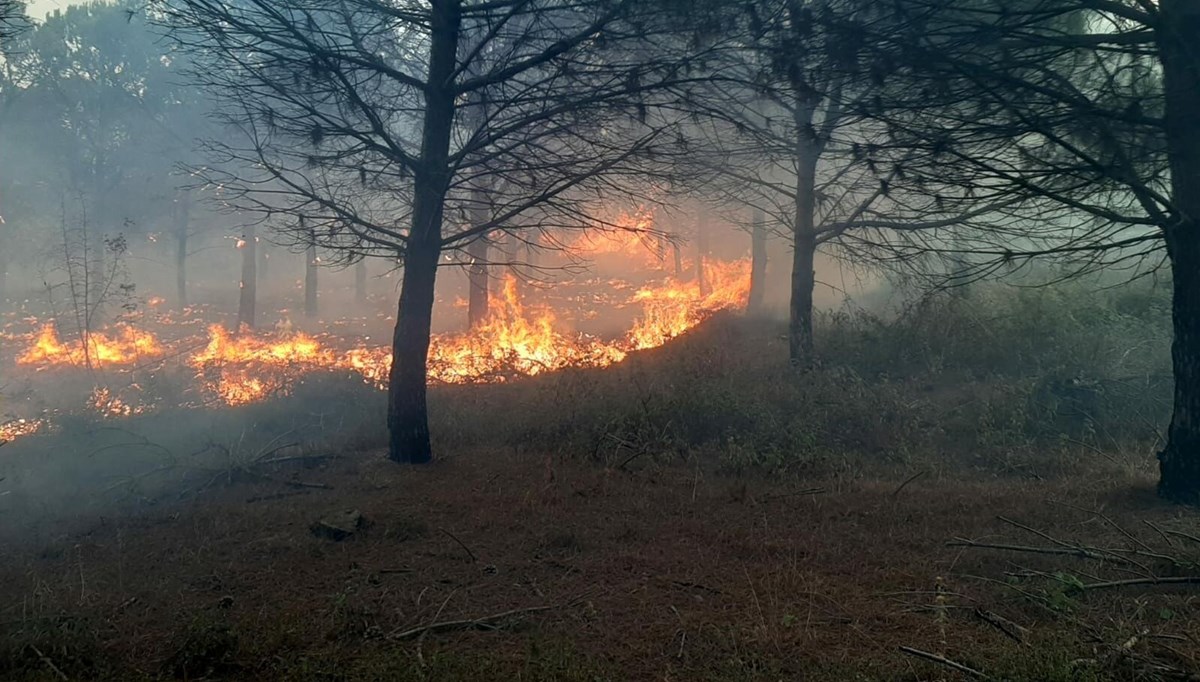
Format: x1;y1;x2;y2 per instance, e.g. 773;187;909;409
2;247;750;434
18;324;164;368
428;276;629;382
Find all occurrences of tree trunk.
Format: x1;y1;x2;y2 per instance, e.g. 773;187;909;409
236;224;257;330
467;236;489;327
790;156;818;367
387;0;460;465
355;257;368;305
673;238;682;278
467;184;490;327
87;230;106;323
305;244;318;317
259;240;270;282
749;207;768;313
175;191;190;307
0;233;8;308
1155;0;1200;502
696;213;710;297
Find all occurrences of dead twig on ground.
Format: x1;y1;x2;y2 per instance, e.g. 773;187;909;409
439;528;478;563
757;487;826;502
947;538;1133;564
28;645;69;681
892;470;927;498
388;604;558;640
899;646;993;680
1080;576;1200;591
973;608;1027;644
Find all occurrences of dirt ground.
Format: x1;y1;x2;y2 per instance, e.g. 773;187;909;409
1;446;1198;681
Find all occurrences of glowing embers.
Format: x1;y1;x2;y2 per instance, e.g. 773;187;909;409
90;385;153;418
428;276;627;383
0;418;46;443
17;324;164;368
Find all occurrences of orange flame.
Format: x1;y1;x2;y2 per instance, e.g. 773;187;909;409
566;210;667;267
17;324;164;368
9;214;753;416
427;276;626;383
627;259;751;349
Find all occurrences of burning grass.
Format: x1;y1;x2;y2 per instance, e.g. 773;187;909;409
1;257;751;440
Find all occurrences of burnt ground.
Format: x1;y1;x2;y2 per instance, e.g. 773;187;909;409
1;448;1198;681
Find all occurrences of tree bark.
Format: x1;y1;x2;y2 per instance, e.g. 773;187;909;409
305;243;318;317
467;236;489;327
749;207;768;313
790;152;818;367
673;238;683;278
696;213;710;297
175;191;190;307
387;0;460;464
355;256;368;305
236;224;257;330
1156;0;1200;502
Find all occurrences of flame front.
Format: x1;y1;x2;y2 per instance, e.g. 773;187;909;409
428;277;628;383
628;259;752;349
7;223;753;423
18;324;164;368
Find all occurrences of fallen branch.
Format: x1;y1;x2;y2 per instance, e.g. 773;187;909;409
899;646;992;680
255;453;337;467
973;608;1027;644
389;604;556;640
246;470;332;490
947;538;1128;563
440;528;478;563
758;487;826;502
28;645;68;681
1081;576;1200;591
892;471;927;498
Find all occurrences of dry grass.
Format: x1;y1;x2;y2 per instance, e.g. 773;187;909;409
0;447;1194;681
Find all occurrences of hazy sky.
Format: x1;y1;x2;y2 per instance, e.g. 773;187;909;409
26;0;79;21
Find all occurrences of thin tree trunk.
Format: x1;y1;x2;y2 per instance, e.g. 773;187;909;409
1155;0;1200;502
749;207;768;313
87;230;105;324
355;257;368;305
175;191;190;307
305;244;318;317
237;224;257;330
790;156;818;367
387;0;460;465
673;238;682;278
259;240;270;282
467;184;490;327
467;236;489;327
0;233;8;308
696;213;709;297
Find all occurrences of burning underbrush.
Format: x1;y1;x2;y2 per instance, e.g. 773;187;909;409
0;254;751;446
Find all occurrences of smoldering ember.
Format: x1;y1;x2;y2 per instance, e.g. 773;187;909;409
1;1;1199;680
